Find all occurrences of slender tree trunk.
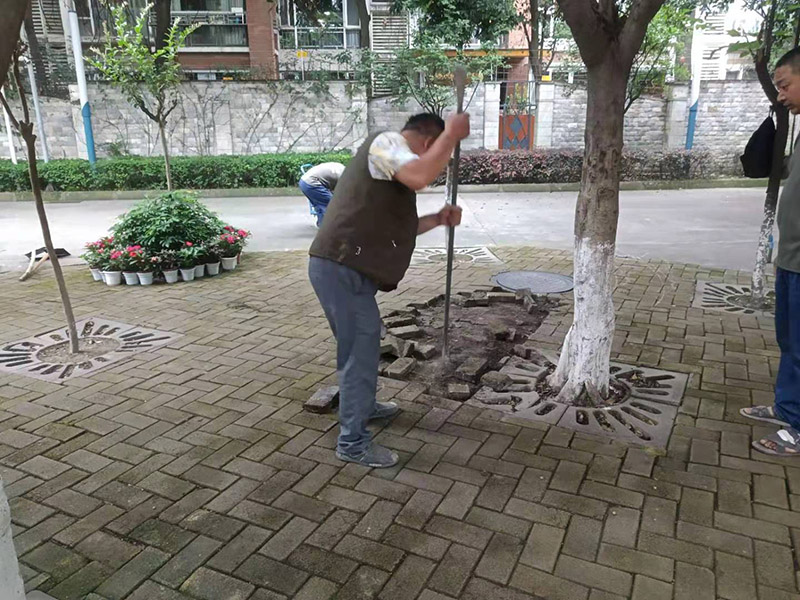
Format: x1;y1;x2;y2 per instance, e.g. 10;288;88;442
22;125;80;353
751;105;790;302
24;5;48;95
549;56;626;403
159;118;173;190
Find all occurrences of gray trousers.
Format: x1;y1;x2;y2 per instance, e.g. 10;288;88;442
309;257;381;456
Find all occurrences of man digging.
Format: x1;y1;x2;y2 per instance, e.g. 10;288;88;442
308;112;470;468
742;48;800;456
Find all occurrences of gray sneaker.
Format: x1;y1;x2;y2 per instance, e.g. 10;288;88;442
370;401;399;420
336;443;399;468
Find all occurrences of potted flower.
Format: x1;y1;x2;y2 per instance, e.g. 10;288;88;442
159;250;179;284
177;242;198;281
137;251;159;286
121;246;143;285
193;244;208;279
80;238;110;281
218;228;251;271
101;249;124;286
204;241;221;276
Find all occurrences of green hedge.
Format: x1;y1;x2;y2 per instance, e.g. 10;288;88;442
0;153;352;192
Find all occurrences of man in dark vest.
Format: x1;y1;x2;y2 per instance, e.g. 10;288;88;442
309;112;470;468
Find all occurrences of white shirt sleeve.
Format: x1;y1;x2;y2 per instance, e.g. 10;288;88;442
368;132;419;181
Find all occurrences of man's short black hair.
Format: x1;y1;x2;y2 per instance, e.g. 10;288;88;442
777;48;800;73
402;113;446;138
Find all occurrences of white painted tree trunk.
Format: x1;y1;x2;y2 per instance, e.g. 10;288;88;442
751;204;775;302
0;480;26;600
549;237;616;401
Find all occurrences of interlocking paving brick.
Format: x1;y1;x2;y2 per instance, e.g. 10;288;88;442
316;484;376;512
676;521;753;557
272;490;334;522
305;509;360;550
138;472;195;501
602;506;640;548
510;565;590;600
353;500;402;540
181;567;255;600
679;488;714;526
425;515;493;550
336;565;391;600
236;554;309;595
207;525;271;573
475;532;523;585
466;506;531;539
75;531;142;569
130;519;196;554
47;561;114;600
95;546;170;600
259;516;317;560
334;534;405;571
427;543;481;596
716;551;757;600
287;543;358;584
563;514;602;560
153;535;222;588
229;499;292;530
9;497;55;527
383;524;450;560
632;575;672;600
554;555;633;596
22;541;87;582
753;540;797;592
597;543;674;582
519;522;565;572
396;489;442;529
637;531;713;569
713;511;791;545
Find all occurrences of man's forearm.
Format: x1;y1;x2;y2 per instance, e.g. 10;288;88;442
417;214;440;235
396;132;458;191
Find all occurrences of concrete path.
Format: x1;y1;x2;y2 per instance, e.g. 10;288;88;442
0;187;767;272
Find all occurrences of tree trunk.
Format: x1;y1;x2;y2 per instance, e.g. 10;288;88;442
21;124;80;354
0;1;27;89
159;119;173;190
549;56;626;403
751;104;790;302
24;5;48;95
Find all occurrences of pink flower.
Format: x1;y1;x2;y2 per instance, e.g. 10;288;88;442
237;229;248;237
110;251;123;260
226;236;236;244
185;242;193;247
223;225;234;232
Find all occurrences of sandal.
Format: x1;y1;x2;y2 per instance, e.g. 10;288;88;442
740;405;789;427
752;428;800;456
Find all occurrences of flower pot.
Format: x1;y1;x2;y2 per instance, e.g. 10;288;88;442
103;271;122;287
194;264;206;278
206;262;220;276
90;268;103;282
163;269;179;284
180;268;196;282
123;272;139;285
221;256;237;271
137;272;154;286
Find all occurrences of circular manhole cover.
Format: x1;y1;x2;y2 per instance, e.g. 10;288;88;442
491;271;574;294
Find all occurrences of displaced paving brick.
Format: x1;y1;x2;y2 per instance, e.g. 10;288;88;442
386;358;417;379
389;325;423;340
304;386;340;414
456;358;490;383
447;383;472;401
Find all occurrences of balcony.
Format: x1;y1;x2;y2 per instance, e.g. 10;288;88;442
174;11;248;47
279;27;361;49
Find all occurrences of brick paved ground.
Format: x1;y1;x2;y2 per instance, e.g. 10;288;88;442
0;247;797;600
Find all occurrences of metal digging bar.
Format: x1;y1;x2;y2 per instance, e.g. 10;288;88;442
442;64;467;361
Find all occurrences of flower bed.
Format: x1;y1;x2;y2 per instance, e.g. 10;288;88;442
80;191;251;287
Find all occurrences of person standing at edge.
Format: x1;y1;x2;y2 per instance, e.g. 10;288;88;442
299;161;346;227
741;48;800;455
308;112;470;468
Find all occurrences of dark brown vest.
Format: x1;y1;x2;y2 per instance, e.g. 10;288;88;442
309;132;418;292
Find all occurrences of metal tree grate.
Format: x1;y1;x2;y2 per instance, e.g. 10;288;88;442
411;247;503;266
0;318;180;383
491;271;574;294
693;282;774;315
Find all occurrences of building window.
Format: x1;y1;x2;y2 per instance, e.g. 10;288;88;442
172;0;248;47
278;0;362;50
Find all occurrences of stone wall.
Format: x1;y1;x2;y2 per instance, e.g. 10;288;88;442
0;78;781;165
548;83;668;150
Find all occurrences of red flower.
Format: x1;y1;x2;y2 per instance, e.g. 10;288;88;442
185;242;193;247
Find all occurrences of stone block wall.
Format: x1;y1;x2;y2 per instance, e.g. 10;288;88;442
692;80;772;152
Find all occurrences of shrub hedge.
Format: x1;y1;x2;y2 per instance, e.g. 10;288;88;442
0;153;353;192
0;149;740;193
